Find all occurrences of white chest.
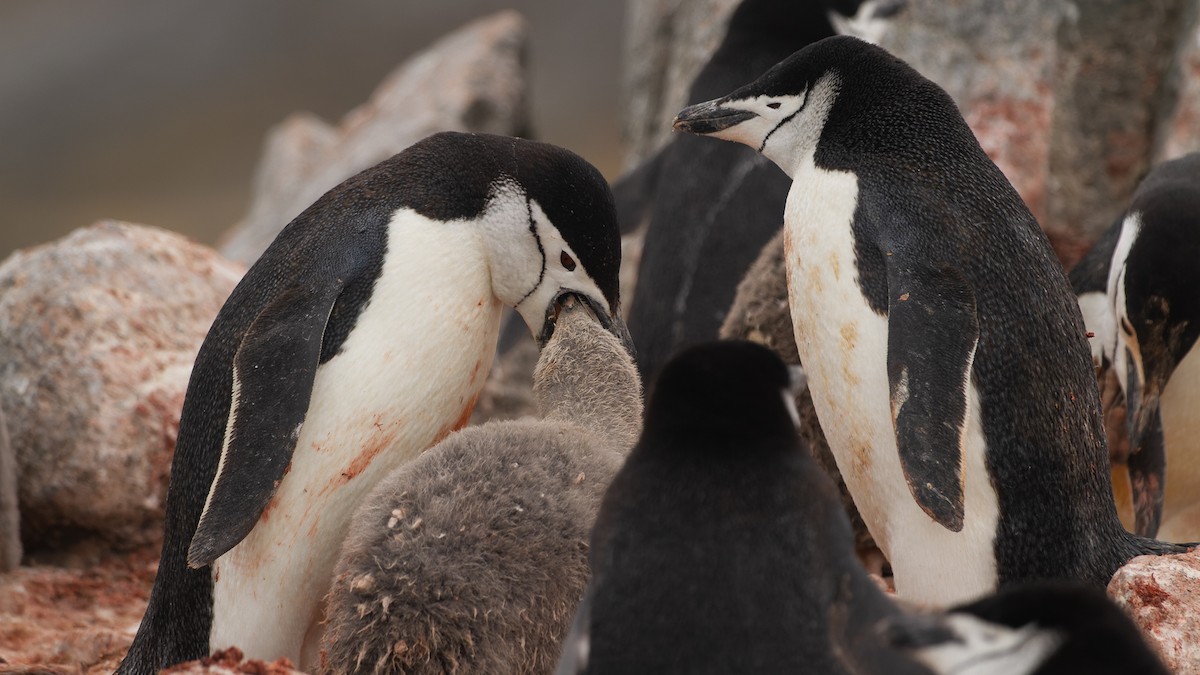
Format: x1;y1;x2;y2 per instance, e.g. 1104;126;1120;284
210;211;504;665
782;158;999;606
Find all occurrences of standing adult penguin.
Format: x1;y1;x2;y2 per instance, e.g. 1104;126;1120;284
1089;152;1200;541
117;132;630;674
672;35;1190;605
618;0;905;381
320;291;641;674
556;341;928;675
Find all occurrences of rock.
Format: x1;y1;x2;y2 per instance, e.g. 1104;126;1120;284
0;405;19;572
1155;3;1200;163
219;10;530;266
621;0;739;166
1108;548;1200;674
0;221;244;550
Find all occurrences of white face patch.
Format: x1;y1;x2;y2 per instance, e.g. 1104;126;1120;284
911;614;1064;675
1077;291;1114;369
829;0;902;44
712;73;840;179
1109;212;1144;395
475;181;610;336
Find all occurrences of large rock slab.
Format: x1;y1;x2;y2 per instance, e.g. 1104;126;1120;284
1108;548;1200;674
0;221;244;550
219;10;530;266
1155;2;1200;163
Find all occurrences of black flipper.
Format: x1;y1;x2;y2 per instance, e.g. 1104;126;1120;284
187;279;344;568
885;259;979;532
555;581;596;675
611;152;664;235
1127;408;1166;538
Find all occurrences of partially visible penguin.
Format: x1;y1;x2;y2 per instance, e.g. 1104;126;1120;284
320;291;641;674
1086;152;1200;542
883;584;1169;674
718;229;882;574
118;133;630;674
556;341;929;675
672;36;1191;606
618;0;906;381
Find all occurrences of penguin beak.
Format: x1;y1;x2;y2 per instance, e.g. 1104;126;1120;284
673;100;758;135
539;292;637;358
1125;367;1161;455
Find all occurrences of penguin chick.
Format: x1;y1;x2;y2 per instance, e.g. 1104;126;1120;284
673;34;1191;606
882;584;1168;675
557;341;928;675
718;229;881;571
619;0;905;382
320;292;642;675
1099;152;1200;541
119;133;629;674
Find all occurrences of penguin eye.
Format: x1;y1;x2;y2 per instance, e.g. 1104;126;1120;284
766;101;781;109
560;251;577;271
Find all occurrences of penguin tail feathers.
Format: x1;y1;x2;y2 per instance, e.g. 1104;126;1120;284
1131;535;1197;557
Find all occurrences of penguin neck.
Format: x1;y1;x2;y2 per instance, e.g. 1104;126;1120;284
533;316;643;451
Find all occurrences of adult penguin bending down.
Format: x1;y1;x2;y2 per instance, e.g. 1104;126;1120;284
321;292;641;674
118;132;629;674
1074;152;1200;541
618;0;905;381
673;36;1191;606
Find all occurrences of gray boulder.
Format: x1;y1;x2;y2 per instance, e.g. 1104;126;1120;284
0;221;243;549
219;10;530;266
0;406;18;571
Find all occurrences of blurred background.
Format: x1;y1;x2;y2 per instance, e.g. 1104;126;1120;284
0;0;625;260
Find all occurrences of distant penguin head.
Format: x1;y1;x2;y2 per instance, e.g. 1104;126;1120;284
882;583;1169;674
401;132;630;353
673;35;949;177
644;340;800;446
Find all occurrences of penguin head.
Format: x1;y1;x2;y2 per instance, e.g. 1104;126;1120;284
644;340;800;447
401;133;629;353
881;583;1168;674
673;35;956;178
1109;189;1200;455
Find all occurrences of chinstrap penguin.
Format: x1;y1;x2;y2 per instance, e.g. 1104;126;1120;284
1075;152;1200;541
618;0;906;382
118;132;630;674
882;583;1169;674
319;291;642;674
673;35;1191;605
556;340;928;675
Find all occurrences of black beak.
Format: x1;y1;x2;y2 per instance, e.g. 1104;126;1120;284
538;291;637;359
673;99;757;135
1124;354;1167;537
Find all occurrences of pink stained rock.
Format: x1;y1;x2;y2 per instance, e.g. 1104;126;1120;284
1108;548;1200;674
0;220;244;551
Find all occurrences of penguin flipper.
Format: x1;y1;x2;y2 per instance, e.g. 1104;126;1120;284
885;261;978;533
555;581;595;675
187;280;343;568
1128;408;1166;537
